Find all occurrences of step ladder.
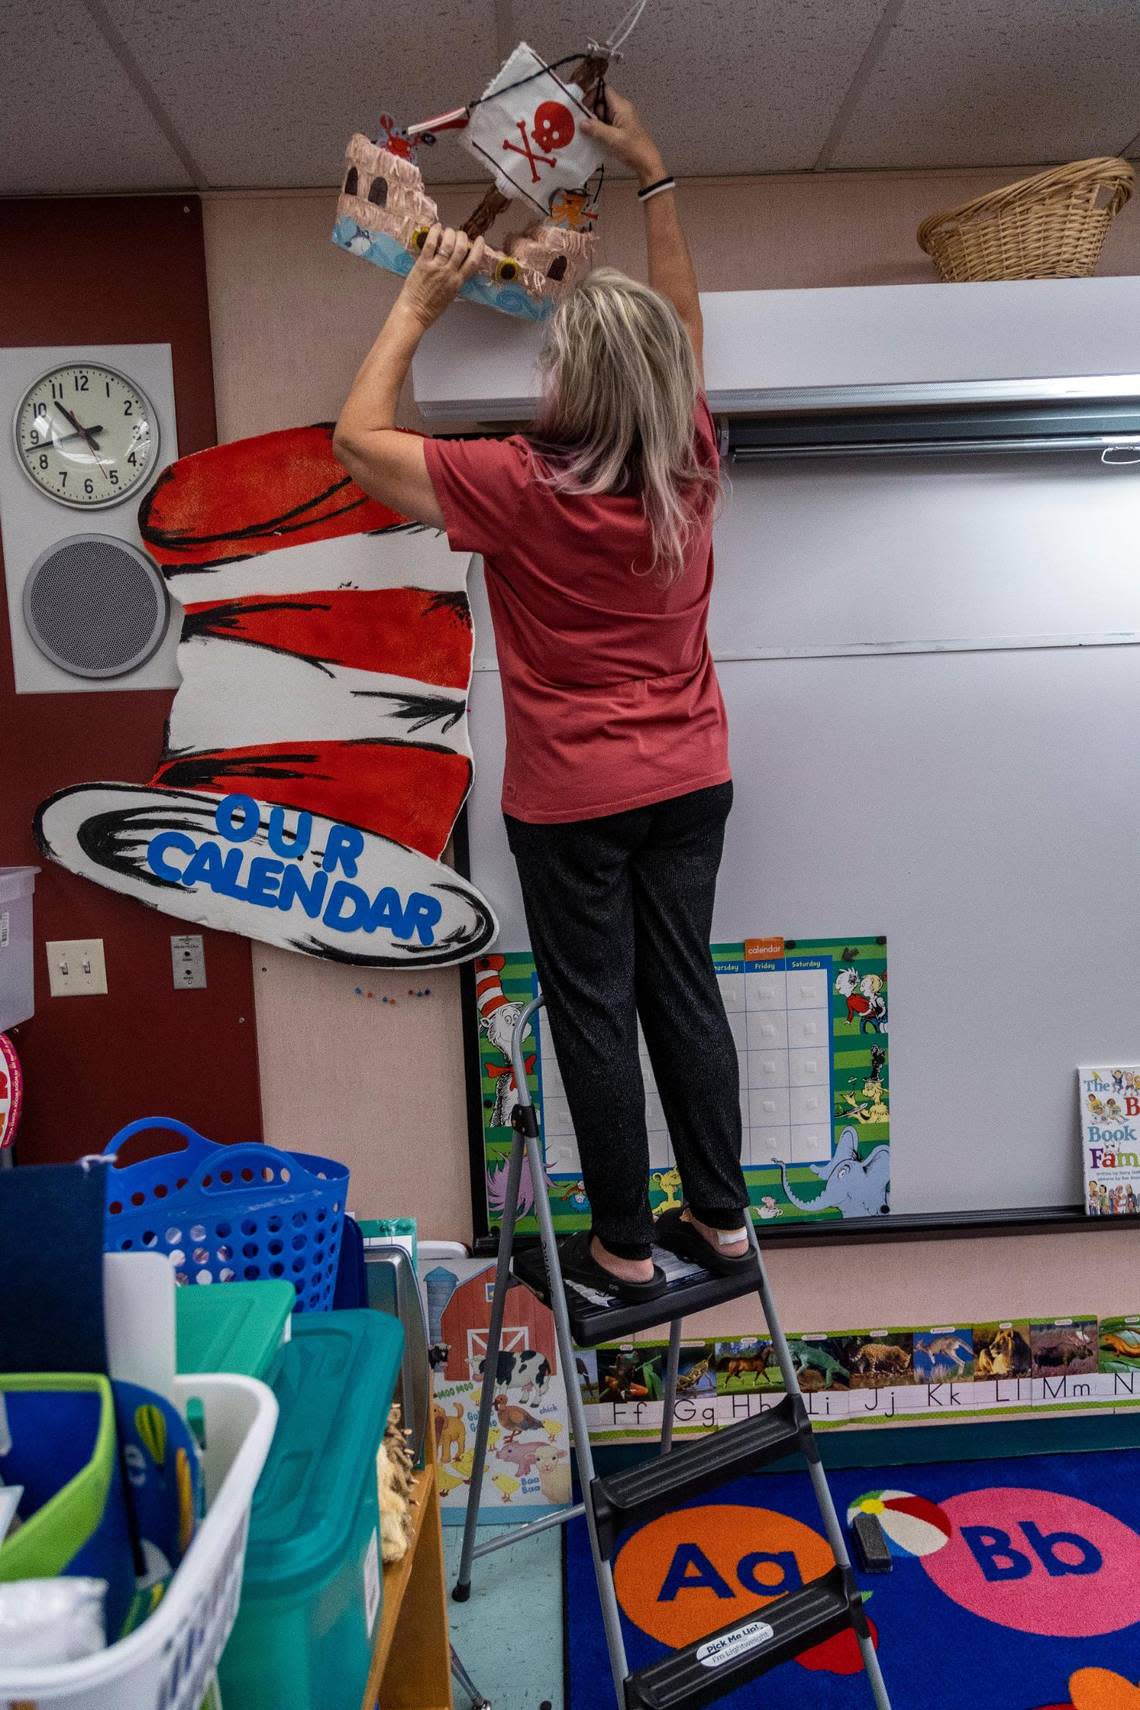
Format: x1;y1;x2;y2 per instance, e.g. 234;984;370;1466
454;995;891;1710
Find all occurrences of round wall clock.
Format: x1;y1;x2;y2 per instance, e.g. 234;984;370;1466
13;361;160;509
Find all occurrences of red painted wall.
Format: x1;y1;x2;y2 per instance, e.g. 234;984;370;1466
0;195;262;1162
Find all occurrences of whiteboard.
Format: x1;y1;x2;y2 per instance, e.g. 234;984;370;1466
464;453;1140;1216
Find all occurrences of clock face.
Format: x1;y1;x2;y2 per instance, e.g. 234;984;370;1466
13;363;160;508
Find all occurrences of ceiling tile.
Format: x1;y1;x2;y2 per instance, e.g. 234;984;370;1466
0;0;192;194
831;0;1140;169
524;0;889;175
99;0;501;187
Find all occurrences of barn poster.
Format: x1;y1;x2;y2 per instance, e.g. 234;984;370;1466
423;1254;570;1525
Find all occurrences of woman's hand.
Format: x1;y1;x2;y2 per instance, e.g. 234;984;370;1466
582;87;665;186
398;225;485;330
333;222;482;524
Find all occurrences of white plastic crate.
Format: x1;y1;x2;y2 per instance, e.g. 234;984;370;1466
0;1370;278;1710
0;866;38;1032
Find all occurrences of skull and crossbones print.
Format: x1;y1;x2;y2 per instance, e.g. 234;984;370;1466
502;99;576;182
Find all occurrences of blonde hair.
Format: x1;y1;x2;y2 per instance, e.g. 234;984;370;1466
528;268;719;582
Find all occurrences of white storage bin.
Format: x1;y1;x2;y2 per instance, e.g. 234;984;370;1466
0;866;38;1032
0;1369;278;1710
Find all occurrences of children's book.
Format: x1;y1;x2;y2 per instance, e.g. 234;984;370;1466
1077;1064;1140;1216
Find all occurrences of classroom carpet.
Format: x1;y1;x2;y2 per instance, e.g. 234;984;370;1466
564;1448;1140;1710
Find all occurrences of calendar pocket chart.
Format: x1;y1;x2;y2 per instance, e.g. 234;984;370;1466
474;935;889;1234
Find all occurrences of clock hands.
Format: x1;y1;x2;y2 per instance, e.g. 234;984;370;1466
55;425;105;444
54;403;111;478
57;402;102;446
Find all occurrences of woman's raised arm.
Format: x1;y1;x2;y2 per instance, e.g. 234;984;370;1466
333;226;484;522
584;88;703;380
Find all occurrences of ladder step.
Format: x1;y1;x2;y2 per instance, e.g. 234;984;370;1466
624;1565;860;1710
510;1240;760;1347
592;1395;807;1558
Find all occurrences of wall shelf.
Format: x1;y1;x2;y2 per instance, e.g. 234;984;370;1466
473;1206;1140;1256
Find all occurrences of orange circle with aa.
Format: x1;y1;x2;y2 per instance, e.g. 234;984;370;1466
614;1503;835;1648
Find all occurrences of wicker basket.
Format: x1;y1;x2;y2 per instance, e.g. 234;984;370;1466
917;157;1134;282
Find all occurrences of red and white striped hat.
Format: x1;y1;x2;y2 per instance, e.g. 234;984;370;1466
36;424;497;966
475;954;511;1021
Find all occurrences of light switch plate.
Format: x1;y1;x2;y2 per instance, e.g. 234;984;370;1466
171;933;206;989
46;938;107;996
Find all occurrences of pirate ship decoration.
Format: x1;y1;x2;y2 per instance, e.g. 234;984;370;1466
332;4;647;320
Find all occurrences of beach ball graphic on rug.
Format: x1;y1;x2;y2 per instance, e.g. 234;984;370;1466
847;1489;952;1558
35;425;497;967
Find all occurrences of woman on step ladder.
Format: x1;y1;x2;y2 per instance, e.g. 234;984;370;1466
336;89;755;1304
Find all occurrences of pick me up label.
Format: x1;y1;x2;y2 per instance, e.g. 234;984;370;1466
696;1619;774;1668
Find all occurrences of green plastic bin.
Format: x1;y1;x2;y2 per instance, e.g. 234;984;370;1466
218;1310;404;1710
0;1374;117;1580
176;1280;294;1379
0;1373;136;1640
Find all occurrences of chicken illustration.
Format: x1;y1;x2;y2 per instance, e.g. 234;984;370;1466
492;1472;521;1504
543;1418;564;1441
492;1393;544;1443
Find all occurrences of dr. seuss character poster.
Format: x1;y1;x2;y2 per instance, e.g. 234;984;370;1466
474;937;890;1236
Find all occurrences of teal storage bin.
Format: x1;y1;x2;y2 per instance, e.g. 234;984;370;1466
176;1279;295;1379
218;1310;404;1710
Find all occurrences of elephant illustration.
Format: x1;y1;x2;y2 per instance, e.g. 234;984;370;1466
778;1128;890;1217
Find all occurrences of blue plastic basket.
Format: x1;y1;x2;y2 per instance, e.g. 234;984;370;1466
103;1119;350;1313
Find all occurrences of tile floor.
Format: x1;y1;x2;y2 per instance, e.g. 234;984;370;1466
443;1521;564;1710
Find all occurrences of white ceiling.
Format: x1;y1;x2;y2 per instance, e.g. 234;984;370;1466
3;0;1138;195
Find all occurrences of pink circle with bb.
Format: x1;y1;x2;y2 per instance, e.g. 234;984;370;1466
0;1033;23;1150
921;1486;1140;1637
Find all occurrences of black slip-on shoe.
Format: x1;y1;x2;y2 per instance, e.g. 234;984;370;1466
653;1207;758;1278
556;1230;668;1304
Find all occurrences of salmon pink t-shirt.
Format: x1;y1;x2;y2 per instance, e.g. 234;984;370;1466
423;397;729;824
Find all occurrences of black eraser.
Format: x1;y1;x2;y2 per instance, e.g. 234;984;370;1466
852;1510;893;1573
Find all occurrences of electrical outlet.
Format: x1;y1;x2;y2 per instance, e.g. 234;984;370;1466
171;933;206;990
46;939;107;997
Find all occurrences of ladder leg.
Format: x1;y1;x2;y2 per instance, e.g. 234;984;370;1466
748;1223;892;1708
454;1130;526;1602
525;1127;630;1707
450;1645;492;1710
659;1318;682;1454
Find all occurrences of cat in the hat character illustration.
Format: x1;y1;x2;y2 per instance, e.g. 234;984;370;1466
475;955;535;1129
36;424;497;967
834;967;887;1034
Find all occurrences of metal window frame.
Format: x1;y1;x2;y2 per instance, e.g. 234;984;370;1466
725;389;1140;461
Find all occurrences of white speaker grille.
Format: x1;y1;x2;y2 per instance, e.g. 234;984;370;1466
22;534;169;679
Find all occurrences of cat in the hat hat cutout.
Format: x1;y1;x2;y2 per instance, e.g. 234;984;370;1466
474;953;536;1128
35;424;497;966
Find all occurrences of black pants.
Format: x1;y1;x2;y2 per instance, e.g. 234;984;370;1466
505;781;747;1259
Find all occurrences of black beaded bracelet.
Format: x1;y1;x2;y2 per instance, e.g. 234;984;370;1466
637;175;676;202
